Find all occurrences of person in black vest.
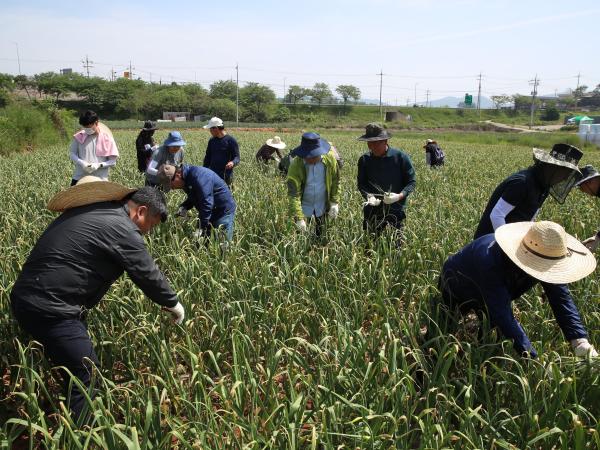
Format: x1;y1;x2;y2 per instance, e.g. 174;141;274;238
135;121;158;173
474;143;582;239
203;117;240;187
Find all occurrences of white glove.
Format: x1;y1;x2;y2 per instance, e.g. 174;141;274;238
328;203;339;219
274;157;281;163
89;162;101;171
83;163;95;174
571;338;598;357
582;235;600;253
176;207;188;218
295;219;307;232
164;302;185;325
193;229;204;239
144;144;152;150
383;192;402;204
363;194;381;207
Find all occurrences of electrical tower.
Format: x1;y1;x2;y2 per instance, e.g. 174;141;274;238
476;72;482;116
82;55;94;78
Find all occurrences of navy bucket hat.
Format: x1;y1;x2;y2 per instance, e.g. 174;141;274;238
163;131;186;147
291;132;331;158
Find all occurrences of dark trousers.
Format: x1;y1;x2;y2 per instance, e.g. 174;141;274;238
312;215;326;238
14;314;99;421
363;208;405;247
70;178;78;186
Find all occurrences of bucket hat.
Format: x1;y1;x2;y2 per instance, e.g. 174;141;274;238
533;143;583;172
47;176;136;212
575;164;600;186
203;117;224;129
266;136;287;150
141;120;158;131
357;123;392;142
163;131;186;147
291;132;331;158
495;221;596;284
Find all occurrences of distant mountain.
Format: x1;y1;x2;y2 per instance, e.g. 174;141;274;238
426;96;495;109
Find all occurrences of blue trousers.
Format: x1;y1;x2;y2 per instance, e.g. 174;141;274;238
211;211;235;242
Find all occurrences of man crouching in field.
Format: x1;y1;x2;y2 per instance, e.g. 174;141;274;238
438;220;597;359
10;178;185;422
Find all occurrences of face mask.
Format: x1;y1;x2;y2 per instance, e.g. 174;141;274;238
84;127;96;135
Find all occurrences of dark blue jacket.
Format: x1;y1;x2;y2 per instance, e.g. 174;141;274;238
179;165;236;229
203;134;240;180
441;234;587;357
357;147;416;217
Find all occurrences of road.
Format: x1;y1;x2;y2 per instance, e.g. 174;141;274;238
482;120;566;133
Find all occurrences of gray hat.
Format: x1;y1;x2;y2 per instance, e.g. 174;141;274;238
575;165;600;186
156;164;177;192
357;123;392;142
533;143;583;173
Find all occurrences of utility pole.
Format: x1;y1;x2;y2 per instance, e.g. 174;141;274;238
82;55;94;77
235;63;239;127
12;42;21;75
476;72;482;116
414;83;418;106
576;72;581;90
426;89;431;108
283;77;287;103
128;60;134;80
110;67;116;81
377;69;384;120
529;74;539;129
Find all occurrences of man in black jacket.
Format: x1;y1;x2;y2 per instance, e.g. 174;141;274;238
10;177;184;421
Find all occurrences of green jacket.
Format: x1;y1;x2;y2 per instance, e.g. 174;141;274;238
286;150;340;219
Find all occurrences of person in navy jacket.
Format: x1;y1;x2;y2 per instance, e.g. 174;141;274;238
158;164;236;241
202;117;240;187
439;221;597;359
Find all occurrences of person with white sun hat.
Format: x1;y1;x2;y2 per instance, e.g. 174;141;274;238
255;135;286;165
439;220;597;359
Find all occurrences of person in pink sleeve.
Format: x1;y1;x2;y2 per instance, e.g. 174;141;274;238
69;110;119;185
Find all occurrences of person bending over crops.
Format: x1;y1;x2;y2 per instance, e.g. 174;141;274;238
10;180;184;422
357;123;416;246
135;120;158;173
69;110;119;186
256;136;286;165
287;132;341;238
203;117;240;187
574;165;600;252
438;220;597;359
145;131;185;188
158;163;237;242
423;138;445;168
474;143;582;239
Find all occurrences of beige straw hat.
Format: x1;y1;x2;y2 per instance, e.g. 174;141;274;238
266;136;286;149
495;221;596;284
47;176;137;212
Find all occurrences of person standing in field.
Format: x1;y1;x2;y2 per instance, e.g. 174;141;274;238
357;123;416;245
572;165;600;252
10;179;184;422
286;132;341;238
158;164;237;242
203;117;240;187
135;121;158;174
438;220;597;359
69;110;119;186
256;135;286;165
424;138;445;168
145;131;186;187
474;143;582;239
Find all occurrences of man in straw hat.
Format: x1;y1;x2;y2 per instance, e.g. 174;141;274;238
146;131;186;187
10;177;185;421
203;117;240;187
438;221;597;358
69;110;119;186
256;135;286;165
157;163;237;242
574;165;600;252
474;143;582;239
286;132;341;237
136;120;158;173
357;123;416;245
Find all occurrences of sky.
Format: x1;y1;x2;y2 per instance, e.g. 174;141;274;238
0;0;598;104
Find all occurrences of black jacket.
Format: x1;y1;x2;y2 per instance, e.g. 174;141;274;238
10;202;178;320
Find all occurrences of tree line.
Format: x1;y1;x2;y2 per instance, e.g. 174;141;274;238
0;72;363;122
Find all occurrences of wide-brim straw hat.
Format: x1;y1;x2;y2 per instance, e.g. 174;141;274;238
266;136;286;149
495;221;596;284
48;176;137;212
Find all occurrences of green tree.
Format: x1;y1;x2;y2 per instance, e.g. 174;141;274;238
287;85;308;104
310;83;332;106
335;85;361;105
541;101;560;121
209;80;237;101
573;85;588;107
239;82;276;122
206;98;237;121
